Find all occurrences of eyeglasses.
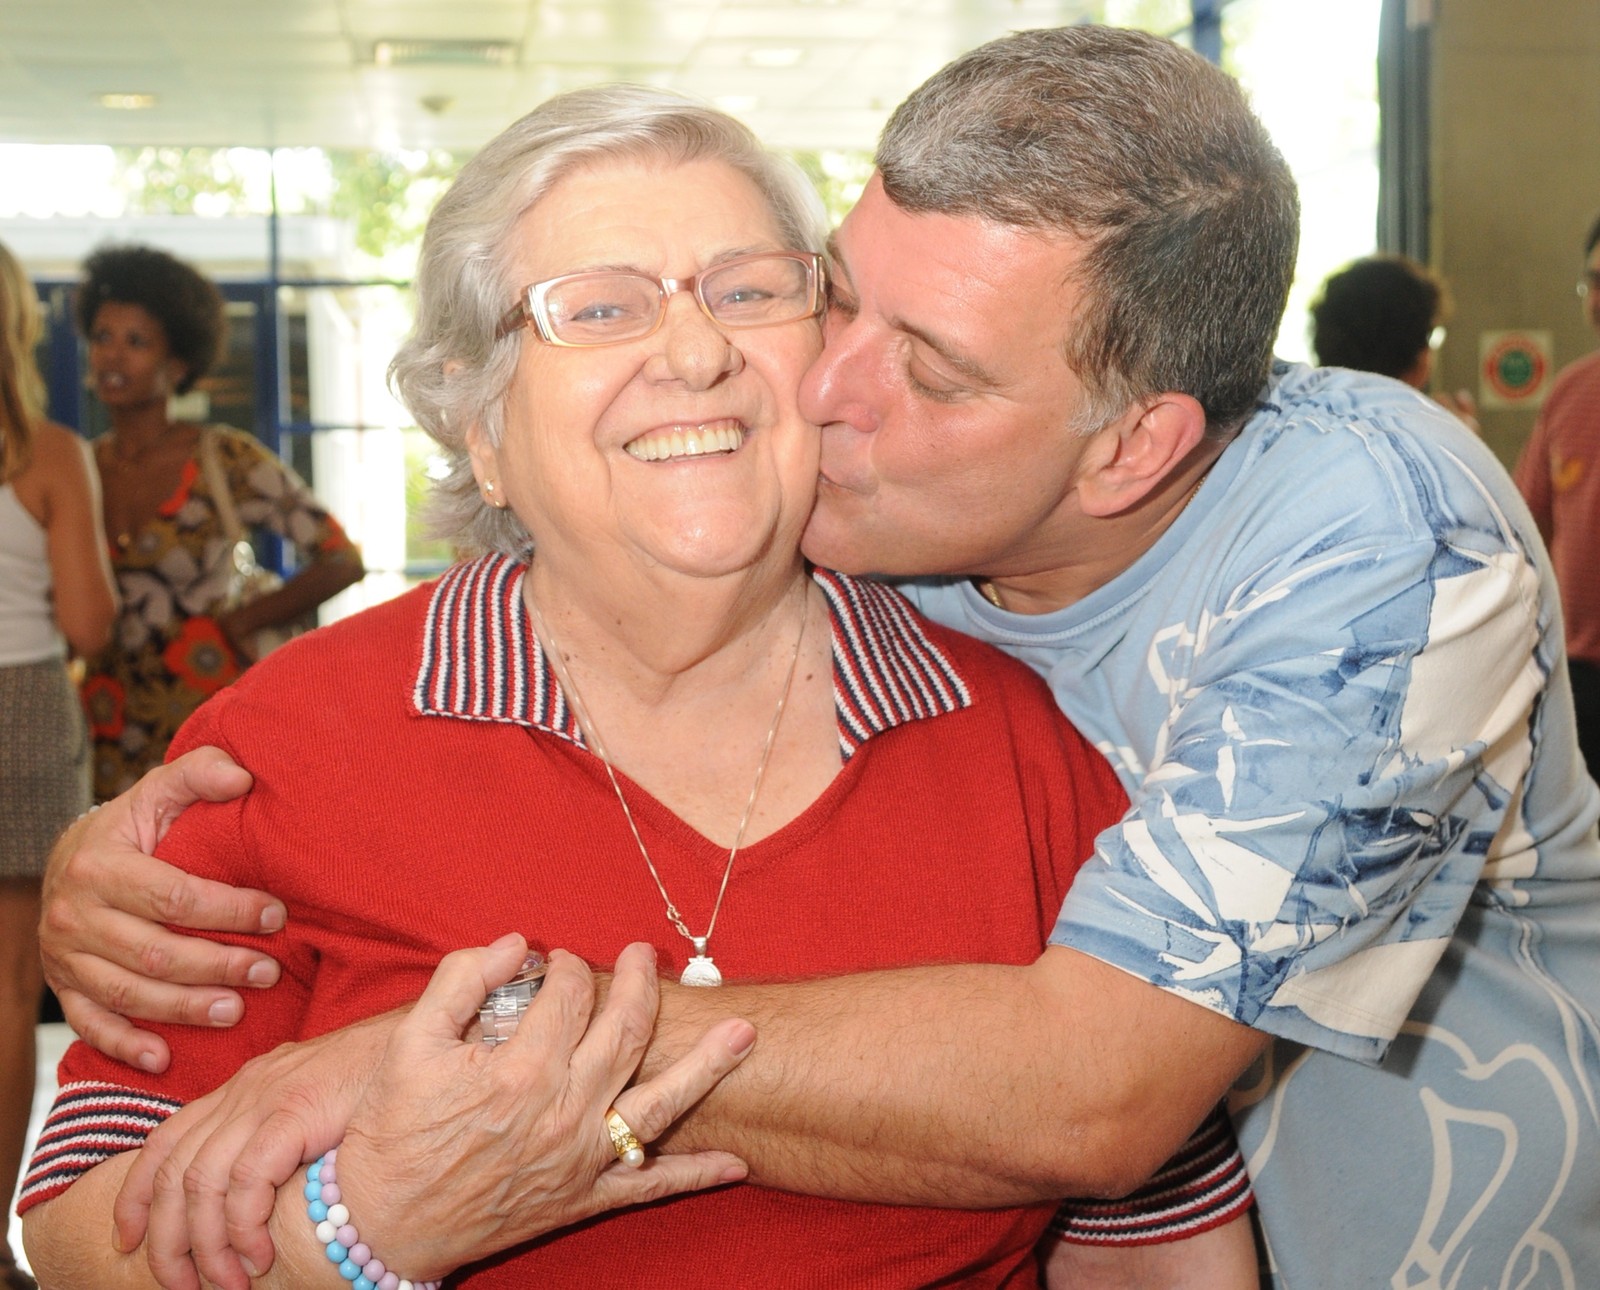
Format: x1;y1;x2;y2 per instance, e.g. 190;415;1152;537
1577;270;1600;299
495;250;826;346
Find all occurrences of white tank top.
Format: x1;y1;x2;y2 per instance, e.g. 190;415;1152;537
0;481;65;665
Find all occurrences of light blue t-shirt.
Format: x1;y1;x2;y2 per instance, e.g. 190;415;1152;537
908;363;1600;1288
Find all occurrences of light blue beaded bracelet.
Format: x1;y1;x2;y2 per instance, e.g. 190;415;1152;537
304;1148;442;1290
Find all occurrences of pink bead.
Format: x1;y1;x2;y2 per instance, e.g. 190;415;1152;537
349;1244;372;1264
377;1276;399;1290
336;1224;357;1247
321;1159;337;1183
363;1260;385;1280
321;1182;342;1205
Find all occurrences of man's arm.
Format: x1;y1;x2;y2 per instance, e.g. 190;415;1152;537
646;945;1266;1204
120;940;1261;1287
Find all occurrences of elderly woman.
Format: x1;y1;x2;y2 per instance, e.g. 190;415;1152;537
22;88;1251;1289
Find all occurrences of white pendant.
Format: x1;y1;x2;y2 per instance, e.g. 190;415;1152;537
680;954;722;987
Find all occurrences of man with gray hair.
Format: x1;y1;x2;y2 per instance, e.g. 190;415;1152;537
42;25;1600;1287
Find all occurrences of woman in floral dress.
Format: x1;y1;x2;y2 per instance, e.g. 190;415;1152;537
78;245;364;801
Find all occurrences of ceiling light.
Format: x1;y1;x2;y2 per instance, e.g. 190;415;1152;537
372;40;516;68
97;92;157;110
746;48;803;69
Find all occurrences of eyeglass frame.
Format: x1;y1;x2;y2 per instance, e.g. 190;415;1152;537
494;250;827;346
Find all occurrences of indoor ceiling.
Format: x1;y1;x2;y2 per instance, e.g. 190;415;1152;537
0;0;1141;156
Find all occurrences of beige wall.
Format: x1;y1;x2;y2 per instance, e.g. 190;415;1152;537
1431;0;1600;469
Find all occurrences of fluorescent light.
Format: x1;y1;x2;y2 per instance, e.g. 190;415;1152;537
97;92;157;110
372;40;516;68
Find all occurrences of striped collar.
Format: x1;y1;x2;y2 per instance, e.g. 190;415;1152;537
412;552;971;760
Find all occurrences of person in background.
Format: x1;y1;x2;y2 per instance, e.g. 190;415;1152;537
77;244;365;801
1515;213;1600;779
1310;252;1479;428
0;239;117;1290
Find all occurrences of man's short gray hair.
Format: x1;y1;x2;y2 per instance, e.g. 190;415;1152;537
390;84;829;556
876;25;1299;436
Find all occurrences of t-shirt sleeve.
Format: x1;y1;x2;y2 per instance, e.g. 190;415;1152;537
1052;524;1547;1065
223;430;359;564
1513;403;1555;539
19;686;313;1212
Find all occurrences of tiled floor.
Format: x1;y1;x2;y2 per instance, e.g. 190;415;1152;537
7;1022;70;1279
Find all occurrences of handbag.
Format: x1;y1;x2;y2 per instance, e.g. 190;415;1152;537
197;426;297;658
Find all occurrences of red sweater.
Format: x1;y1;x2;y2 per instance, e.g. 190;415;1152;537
28;559;1127;1288
1515;347;1600;664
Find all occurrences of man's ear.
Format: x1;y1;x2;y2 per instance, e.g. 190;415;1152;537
1075;393;1208;518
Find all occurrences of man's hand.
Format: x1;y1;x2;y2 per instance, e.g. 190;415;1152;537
39;746;283;1072
1434;387;1481;436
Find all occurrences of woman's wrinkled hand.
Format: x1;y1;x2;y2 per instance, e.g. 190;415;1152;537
332;935;755;1281
119;1008;397;1290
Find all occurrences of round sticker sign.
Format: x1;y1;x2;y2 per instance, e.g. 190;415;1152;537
1477;330;1553;409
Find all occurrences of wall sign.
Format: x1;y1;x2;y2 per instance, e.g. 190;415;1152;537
1478;330;1553;409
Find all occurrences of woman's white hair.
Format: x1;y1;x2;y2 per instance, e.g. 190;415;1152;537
390;84;829;556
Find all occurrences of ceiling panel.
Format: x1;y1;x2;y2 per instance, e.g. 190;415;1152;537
0;0;1114;154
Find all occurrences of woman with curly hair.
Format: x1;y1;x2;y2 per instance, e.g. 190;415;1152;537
77;244;364;800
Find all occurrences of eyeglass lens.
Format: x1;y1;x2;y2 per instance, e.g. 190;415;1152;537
542;255;814;345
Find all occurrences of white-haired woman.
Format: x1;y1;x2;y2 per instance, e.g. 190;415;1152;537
23;88;1249;1289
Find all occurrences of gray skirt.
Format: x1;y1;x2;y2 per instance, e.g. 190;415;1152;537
0;657;90;878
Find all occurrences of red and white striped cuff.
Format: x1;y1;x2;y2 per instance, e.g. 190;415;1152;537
1047;1102;1254;1246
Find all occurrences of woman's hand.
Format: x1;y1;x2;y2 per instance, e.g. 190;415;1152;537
125;1008;399;1290
39;747;283;1072
212;608;262;667
124;936;754;1290
334;936;755;1282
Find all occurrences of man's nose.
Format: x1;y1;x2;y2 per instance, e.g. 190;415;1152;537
799;317;878;434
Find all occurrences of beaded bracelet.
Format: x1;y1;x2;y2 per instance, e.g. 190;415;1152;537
304;1147;442;1290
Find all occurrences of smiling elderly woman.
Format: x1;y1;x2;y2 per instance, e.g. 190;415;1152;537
24;87;1174;1288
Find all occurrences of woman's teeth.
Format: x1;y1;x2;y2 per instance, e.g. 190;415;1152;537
624;421;746;462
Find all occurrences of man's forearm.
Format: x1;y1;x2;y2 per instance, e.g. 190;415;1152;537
644;946;1266;1206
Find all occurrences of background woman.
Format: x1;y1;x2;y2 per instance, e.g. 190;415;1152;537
77;244;364;800
0;239;116;1290
23;90;1253;1289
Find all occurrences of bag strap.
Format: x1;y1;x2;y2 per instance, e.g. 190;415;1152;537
198;425;243;545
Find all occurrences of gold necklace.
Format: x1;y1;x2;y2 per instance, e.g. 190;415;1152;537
526;580;809;986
